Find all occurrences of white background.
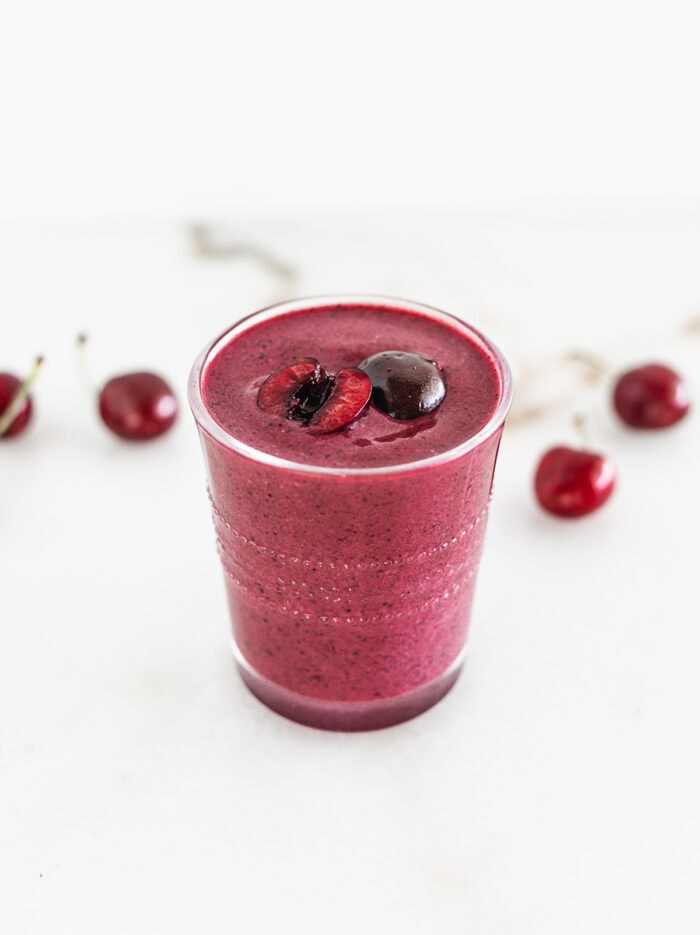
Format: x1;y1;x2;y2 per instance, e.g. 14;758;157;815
1;0;700;220
3;3;700;934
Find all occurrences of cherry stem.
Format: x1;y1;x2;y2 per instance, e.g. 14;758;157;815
564;350;610;383
75;333;98;396
508;348;611;429
188;223;298;302
0;356;44;437
682;315;700;336
572;412;593;449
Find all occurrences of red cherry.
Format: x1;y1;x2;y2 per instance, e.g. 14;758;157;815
534;445;615;518
257;358;330;421
77;335;177;442
0;373;32;438
257;358;370;433
613;363;690;429
308;368;372;434
98;372;178;441
0;357;44;440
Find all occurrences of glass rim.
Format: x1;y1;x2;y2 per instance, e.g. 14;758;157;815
188;294;513;477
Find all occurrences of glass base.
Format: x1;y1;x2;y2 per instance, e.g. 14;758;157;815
231;641;465;731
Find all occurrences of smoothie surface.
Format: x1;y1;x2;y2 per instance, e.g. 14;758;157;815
201;302;502;469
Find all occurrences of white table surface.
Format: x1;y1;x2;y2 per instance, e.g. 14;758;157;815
2;213;699;934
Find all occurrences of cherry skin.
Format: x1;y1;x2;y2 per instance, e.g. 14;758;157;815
613;363;690;429
0;358;43;439
76;335;177;442
98;372;178;441
358;350;446;420
534;445;615;518
0;373;33;438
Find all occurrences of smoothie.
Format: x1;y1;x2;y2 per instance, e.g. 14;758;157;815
189;296;512;730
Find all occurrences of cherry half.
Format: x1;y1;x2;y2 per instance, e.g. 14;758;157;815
613;363;690;429
534;418;615;518
77;335;177;442
0;357;44;440
257;358;371;433
257;358;331;422
308;369;372;434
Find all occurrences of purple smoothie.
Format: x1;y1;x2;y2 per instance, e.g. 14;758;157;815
189;297;512;730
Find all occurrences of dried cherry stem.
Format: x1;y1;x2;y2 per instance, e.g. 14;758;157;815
682;315;700;336
0;356;44;437
564;350;610;382
75;333;98;396
509;349;609;428
188;222;298;302
572;412;594;449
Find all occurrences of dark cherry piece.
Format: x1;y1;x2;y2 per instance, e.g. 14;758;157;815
99;372;178;441
357;351;446;420
308;368;372;434
257;358;370;433
613;363;690;429
0;373;32;438
534;445;615;518
257;358;331;421
0;357;44;439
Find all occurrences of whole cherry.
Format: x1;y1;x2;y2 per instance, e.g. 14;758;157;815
534;416;616;518
77;335;178;441
613;362;690;429
358;350;446;420
0;357;44;440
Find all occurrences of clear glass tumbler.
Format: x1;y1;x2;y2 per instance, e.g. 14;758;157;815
189;296;512;730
